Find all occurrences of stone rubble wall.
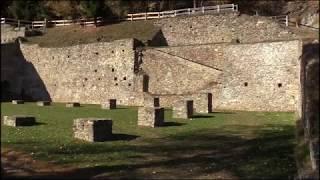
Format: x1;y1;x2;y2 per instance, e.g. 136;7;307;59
19;39;141;105
1;25;25;44
153;13;296;46
142;40;302;111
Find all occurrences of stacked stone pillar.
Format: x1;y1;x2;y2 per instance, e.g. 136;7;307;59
138;93;164;127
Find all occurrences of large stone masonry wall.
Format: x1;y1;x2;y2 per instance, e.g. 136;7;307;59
20;39;141;105
141;48;221;95
141;40;302;111
152;13;296;46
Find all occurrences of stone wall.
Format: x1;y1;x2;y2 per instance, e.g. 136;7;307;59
19;39;142;105
141;40;302;111
152;13;296;46
1;25;25;44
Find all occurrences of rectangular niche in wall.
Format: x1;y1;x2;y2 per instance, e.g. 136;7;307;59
143;75;149;92
208;93;213;113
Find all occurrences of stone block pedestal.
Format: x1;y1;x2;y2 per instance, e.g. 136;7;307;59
173;100;194;119
37;101;51;106
138;107;164;127
73;118;113;142
66;102;80;107
12;100;24;104
3;115;36;127
101;99;117;109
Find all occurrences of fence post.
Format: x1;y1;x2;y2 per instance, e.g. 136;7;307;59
158;12;160;18
17;20;20;29
217;5;220;13
202;6;205;13
188;8;191;15
145;12;147;20
174;10;177;17
285;15;288;27
131;15;133;21
232;4;234;11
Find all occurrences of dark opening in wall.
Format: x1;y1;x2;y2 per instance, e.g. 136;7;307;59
94;69;97;72
169;25;172;28
67;55;70;58
112;68;115;72
278;83;282;87
111;50;114;53
123;77;126;80
98;78;101;80
52;56;54;59
114;77;117;81
83;84;85;87
84;78;88;81
95;52;99;55
143;75;149;92
122;50;125;52
190;26;192;28
115;83;118;86
128;83;131;86
244;82;248;86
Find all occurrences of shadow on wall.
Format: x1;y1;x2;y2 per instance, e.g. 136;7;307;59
147;29;168;47
0;41;51;102
297;42;319;179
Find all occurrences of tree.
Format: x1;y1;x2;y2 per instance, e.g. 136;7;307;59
79;0;105;26
8;0;48;20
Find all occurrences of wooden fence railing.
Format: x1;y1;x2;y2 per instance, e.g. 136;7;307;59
269;15;289;27
126;4;238;21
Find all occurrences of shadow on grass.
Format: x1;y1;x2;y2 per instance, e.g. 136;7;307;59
211;111;236;114
4;124;297;179
107;134;139;141
33;122;47;126
162;122;185;127
191;115;214;118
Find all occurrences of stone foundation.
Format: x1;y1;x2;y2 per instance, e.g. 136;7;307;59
101;99;117;109
73;118;113;142
138;107;164;127
3;115;36;127
66;102;80;107
172;100;194;119
37;101;51;106
12;100;24;104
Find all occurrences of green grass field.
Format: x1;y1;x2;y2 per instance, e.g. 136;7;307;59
25;20;159;47
1;102;297;179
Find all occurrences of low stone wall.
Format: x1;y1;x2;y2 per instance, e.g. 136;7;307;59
73;118;113;142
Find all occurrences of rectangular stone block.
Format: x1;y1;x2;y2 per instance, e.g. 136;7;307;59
3;115;36;127
143;93;160;107
138;107;164;127
66;102;80;107
37;101;51;106
12;100;24;104
101;99;117;109
193;93;213;113
173;100;194;119
73;118;113;142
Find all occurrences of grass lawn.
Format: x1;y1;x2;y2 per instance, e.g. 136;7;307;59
1;102;297;179
25;20;159;47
